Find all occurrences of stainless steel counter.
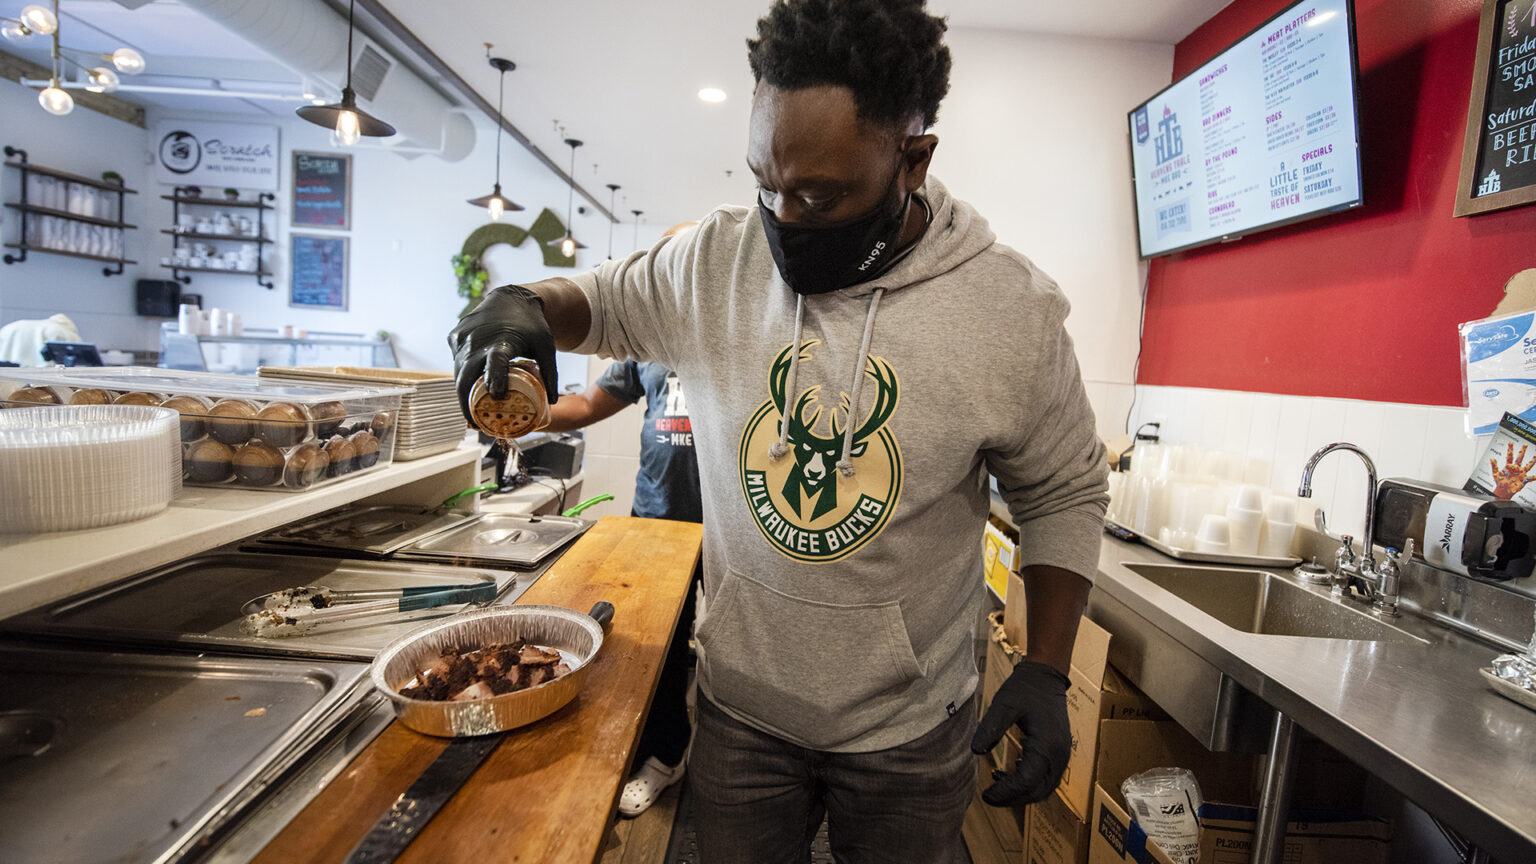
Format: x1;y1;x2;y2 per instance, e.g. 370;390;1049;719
1092;534;1536;862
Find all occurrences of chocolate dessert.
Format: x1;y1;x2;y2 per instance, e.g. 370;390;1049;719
207;399;258;446
160;395;212;442
255;402;310;447
185;439;235;483
233;441;284;486
283;443;329;488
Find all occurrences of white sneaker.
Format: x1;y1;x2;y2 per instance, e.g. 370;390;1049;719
618;756;685;817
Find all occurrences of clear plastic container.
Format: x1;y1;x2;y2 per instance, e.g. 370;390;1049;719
0;368;407;493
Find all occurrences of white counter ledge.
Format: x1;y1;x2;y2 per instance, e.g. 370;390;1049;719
0;445;482;620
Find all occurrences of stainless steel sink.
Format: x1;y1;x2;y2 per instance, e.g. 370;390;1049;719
1124;563;1430;645
1088;560;1432;752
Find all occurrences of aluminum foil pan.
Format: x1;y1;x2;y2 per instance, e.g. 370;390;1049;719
371;605;603;737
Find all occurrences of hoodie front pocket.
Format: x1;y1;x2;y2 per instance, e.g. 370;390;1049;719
696;567;924;749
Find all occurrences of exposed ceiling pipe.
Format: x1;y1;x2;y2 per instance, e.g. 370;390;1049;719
178;0;473;161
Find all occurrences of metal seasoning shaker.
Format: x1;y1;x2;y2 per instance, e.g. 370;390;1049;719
467;358;551;440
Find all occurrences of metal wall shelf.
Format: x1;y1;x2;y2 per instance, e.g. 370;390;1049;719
2;145;136;277
3;243;138;267
165;187;276;289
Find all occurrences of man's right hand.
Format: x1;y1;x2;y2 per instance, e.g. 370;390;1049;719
449;285;561;419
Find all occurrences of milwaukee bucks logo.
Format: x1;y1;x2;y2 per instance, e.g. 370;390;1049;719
738;341;902;563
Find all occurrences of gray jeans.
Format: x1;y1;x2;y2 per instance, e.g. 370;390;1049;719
689;694;977;864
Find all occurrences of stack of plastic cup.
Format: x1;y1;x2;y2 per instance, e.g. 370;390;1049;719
1226;484;1265;555
1260;496;1298;557
1195;514;1232;554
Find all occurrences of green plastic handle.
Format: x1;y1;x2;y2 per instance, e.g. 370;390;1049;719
440;483;498;510
563;494;614;518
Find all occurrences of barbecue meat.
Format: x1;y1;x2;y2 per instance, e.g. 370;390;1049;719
399;640;571;701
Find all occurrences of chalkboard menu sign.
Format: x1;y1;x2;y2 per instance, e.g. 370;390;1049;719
291;151;351;229
290;233;348;310
1456;0;1536;216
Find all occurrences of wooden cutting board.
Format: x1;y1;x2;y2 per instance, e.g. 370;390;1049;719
250;514;702;864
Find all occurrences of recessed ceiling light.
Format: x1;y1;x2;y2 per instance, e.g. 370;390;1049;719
698;87;727;103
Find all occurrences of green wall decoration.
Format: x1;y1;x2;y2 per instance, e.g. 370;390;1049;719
452;207;574;316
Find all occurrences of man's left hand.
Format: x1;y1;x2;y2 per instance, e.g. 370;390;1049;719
970;659;1072;806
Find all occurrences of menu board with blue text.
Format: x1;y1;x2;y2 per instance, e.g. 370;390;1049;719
1130;0;1362;257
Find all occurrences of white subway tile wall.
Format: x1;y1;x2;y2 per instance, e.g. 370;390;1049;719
1084;382;1482;544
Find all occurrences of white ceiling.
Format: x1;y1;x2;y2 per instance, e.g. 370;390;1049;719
383;0;1235;227
2;0;1235;226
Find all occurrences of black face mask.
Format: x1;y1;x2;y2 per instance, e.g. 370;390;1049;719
758;165;909;296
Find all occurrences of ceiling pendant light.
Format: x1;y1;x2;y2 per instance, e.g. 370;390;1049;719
10;1;145;113
109;47;145;75
605;184;620;259
85;66;119;93
37;2;70;116
1;4;54;43
467;55;523;220
295;0;395;144
546;138;587;259
632;209;643;249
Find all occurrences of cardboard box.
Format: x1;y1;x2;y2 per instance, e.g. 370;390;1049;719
1087;720;1389;864
1189;804;1391;864
1003;570;1027;647
982;610;1023;719
1088;720;1256;864
1026;784;1095;864
972;757;1030;857
1058;617;1162;821
984;520;1018;603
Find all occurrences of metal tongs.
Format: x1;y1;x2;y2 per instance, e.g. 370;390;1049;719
239;582;498;638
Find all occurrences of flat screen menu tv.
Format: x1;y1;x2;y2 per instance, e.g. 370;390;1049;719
1129;0;1363;258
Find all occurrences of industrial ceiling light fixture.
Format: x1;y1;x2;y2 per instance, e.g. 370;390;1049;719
631;209;643;249
7;2;147;115
467;53;522;220
295;0;395;145
605;184;620;258
546;138;587;259
0;4;55;43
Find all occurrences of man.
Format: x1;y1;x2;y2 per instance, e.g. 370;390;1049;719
545;355;701;816
451;1;1107;859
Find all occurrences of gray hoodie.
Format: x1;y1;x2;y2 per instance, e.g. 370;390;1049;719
569;176;1107;753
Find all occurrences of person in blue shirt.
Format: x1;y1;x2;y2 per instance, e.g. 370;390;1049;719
550;360;702;524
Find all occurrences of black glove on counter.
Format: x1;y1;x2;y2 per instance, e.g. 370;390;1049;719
970;659;1072;806
448;285;560;419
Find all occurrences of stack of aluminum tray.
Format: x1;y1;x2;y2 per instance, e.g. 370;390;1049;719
246;506;592;571
259;366;468;460
0;641;372;864
245;504;479;559
394;512;591;568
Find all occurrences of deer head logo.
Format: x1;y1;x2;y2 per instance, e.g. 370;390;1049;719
768;342;899;522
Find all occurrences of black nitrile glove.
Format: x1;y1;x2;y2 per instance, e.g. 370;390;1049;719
448;285;560;421
970;659;1072;806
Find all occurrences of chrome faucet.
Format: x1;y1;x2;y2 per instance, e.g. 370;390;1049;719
1297;442;1401;618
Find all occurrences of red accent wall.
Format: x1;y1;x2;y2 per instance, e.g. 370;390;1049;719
1138;0;1536;406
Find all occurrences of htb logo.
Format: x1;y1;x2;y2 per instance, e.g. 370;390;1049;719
1155;106;1183;165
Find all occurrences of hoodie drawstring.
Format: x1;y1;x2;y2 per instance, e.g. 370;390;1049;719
767;293;806;462
836;288;885;477
766;288;887;479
